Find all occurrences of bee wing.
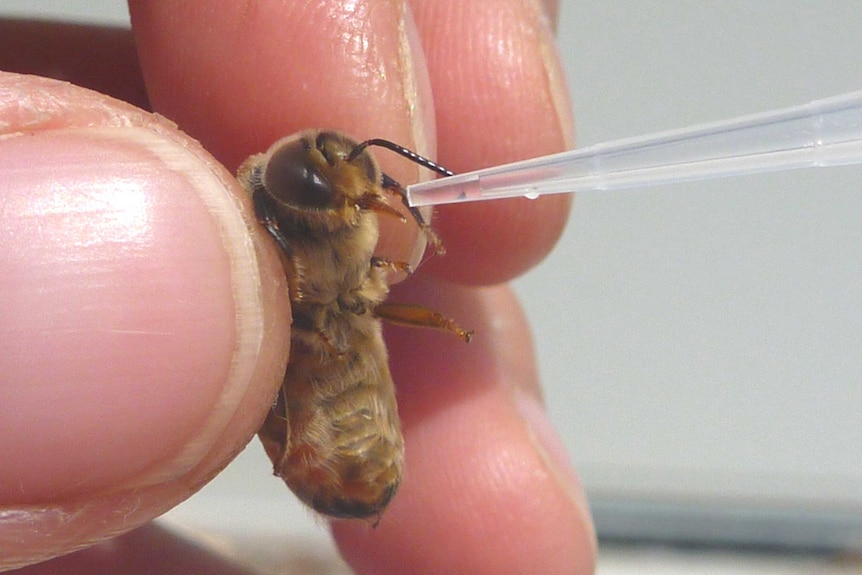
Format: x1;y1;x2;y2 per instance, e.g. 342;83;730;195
257;384;291;475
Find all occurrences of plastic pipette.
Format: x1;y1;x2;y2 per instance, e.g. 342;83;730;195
405;90;862;207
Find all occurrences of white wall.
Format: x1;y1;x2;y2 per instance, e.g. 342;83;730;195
522;1;862;548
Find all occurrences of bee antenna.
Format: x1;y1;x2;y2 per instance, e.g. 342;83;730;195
349;139;455;178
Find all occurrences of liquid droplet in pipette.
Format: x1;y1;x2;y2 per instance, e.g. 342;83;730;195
524;188;540;200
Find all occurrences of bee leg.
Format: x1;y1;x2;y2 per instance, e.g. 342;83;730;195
374;302;473;343
252;189;308;302
381;173;446;256
292;312;349;357
315;331;349;356
371;256;414;276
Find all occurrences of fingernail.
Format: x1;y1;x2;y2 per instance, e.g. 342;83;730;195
515;389;596;546
515;390;578;491
533;0;575;149
540;0;560;34
396;1;435;170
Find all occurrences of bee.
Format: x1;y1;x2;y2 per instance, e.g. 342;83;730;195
238;130;471;521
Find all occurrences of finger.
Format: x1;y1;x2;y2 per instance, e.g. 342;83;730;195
8;524;256;575
0;72;289;569
0;19;149;110
128;0;435;270
334;277;596;575
411;0;575;284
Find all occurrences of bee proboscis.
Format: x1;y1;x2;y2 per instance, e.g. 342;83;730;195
238;130;471;521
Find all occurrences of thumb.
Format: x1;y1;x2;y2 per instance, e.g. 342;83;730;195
0;72;289;569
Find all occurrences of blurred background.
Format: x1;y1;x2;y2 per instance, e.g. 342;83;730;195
3;1;860;573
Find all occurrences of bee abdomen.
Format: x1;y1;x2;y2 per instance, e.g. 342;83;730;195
277;349;405;519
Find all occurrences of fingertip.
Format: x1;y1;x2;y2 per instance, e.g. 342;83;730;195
130;0;436;176
0;73;289;568
410;0;575;284
425;193;573;285
332;279;595;575
0;20;149;111
413;0;573;164
9;524;258;575
334;390;595;575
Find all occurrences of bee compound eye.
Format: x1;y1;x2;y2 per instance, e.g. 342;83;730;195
264;139;335;209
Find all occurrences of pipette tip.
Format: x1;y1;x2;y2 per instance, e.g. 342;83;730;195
406;89;862;208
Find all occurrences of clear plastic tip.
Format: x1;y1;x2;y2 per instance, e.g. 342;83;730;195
405;90;862;207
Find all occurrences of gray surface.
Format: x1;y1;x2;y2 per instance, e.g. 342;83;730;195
4;0;861;551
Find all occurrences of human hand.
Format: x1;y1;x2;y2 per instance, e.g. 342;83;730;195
0;1;596;573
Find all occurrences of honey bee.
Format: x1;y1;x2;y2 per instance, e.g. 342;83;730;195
238;130;472;521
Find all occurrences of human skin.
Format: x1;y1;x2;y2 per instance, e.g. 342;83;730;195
0;1;595;574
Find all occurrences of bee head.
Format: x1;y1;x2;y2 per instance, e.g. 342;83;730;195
261;131;380;219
